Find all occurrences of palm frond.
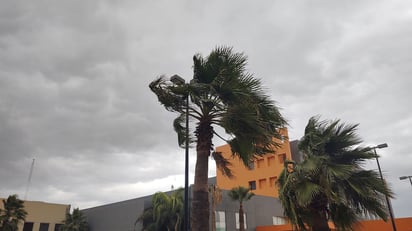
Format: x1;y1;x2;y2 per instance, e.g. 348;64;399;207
279;116;394;231
173;113;186;147
329;203;358;231
294;180;323;207
228;186;254;203
212;151;234;178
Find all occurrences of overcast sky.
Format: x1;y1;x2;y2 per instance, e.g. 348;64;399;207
1;0;411;218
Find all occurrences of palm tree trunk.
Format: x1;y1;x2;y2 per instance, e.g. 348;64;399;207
311;210;330;231
191;121;213;231
239;203;245;231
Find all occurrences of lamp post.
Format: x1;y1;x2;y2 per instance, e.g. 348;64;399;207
399;176;412;189
170;74;190;231
370;143;397;231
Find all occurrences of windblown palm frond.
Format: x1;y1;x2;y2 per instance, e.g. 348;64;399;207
278;116;393;231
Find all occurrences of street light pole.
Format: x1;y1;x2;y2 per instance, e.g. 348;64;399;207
170;74;190;231
371;143;397;231
399;176;412;190
183;85;189;231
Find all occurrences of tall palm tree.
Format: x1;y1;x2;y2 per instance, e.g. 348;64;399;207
60;208;89;231
228;186;254;231
0;195;27;231
137;189;184;231
150;46;286;231
278;116;393;231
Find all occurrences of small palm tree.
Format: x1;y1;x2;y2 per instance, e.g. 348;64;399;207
150;46;286;231
60;208;89;231
136;207;157;231
0;195;27;231
137;189;184;231
278;116;393;231
228;186;254;231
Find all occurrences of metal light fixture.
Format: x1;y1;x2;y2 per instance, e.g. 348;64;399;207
370;143;397;231
170;74;190;231
170;74;185;85
399;175;412;189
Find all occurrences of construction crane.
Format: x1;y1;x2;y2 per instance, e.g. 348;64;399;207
24;158;35;200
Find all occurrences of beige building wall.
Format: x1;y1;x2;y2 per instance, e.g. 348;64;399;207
0;198;70;231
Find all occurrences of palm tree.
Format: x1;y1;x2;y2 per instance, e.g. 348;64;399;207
60;208;89;231
136;207;157;231
150;46;286;231
278;116;393;231
0;195;27;231
137;189;184;231
228;186;254;231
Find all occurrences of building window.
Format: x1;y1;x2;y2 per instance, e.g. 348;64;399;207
269;176;278;188
273;216;286;225
257;158;265;168
268;156;275;166
248;161;254;170
23;222;34;231
278;153;286;164
235;212;247;229
259;178;267;189
54;224;63;231
215;211;226;231
248;181;256;190
39;223;49;231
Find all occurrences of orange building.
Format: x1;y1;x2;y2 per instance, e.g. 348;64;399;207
256;217;412;231
215;128;292;198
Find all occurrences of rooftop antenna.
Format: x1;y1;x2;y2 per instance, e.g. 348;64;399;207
24;158;35;200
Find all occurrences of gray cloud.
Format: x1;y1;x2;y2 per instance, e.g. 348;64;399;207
1;0;411;218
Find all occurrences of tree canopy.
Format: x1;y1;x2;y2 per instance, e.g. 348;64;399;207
150;46;286;230
60;208;89;231
137;189;184;231
228;186;254;231
0;195;27;231
278;116;393;231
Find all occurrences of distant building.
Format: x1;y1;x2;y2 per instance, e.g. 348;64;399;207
82;127;412;230
82;177;285;231
215;128;293;198
82;129;294;231
289;139;303;163
82;194;152;231
0;199;70;231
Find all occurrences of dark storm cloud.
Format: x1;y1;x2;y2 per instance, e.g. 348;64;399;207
0;0;183;205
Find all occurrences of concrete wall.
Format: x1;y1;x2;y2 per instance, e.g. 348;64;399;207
289;140;303;163
82;186;285;231
213;190;285;231
82;195;151;231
